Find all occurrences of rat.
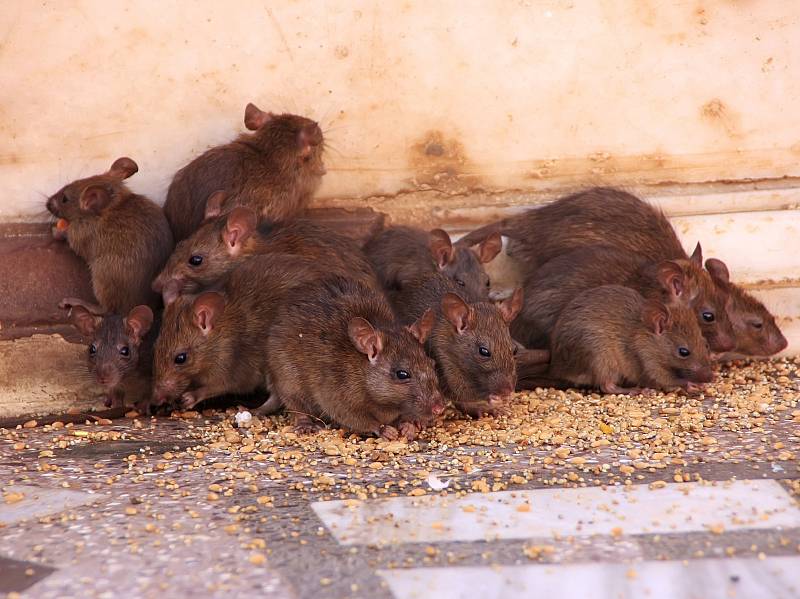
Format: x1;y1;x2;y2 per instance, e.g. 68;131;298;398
152;202;376;302
704;259;788;356
62;299;155;411
513;244;736;353
46;157;174;314
391;272;524;418
260;276;444;440
363;225;502;300
163;103;325;241
458;187;780;357
517;285;714;394
151;254;330;411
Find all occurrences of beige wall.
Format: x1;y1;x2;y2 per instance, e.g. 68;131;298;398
3;1;800;218
1;0;798;352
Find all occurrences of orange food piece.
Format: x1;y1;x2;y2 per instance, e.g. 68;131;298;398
56;218;69;230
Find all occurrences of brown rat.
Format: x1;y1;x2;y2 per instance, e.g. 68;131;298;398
260;276;444;440
517;285;714;394
153;203;376;301
513;244;736;353
46;158;174;314
151;254;327;410
459;187;779;357
62;299;155;411
705;259;788;356
363;226;502;301
392;272;524;418
457;187;684;270
163;103;325;241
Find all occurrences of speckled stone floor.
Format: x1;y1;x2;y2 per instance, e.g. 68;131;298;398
2;358;800;598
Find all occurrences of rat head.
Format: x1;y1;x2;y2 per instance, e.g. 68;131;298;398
46;157;138;221
431;229;502;300
640;299;714;390
705;258;788;356
656;244;735;353
348;311;444;424
243;103;325;181
152;292;227;406
432;289;522;407
65;301;153;390
153;200;258;302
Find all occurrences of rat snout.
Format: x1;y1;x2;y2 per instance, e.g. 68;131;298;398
95;365;120;388
152;379;179;405
712;331;736;353
693;366;715;384
488;380;515;406
771;332;789;355
431;392;446;415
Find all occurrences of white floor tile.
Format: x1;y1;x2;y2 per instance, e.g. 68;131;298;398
378;556;800;599
0;485;103;526
313;480;799;545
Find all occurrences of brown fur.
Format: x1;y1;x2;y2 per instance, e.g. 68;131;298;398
705;259;788;356
46;158;174;313
518;285;714;394
460;187;780;357
392;272;521;417
513;245;736;353
163;104;325;241
151;254;327;410
62;301;156;411
458;187;684;269
262;276;443;439
364;226;501;301
153;206;376;300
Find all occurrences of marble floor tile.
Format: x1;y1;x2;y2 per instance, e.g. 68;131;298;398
313;479;800;545
378;555;800;599
0;485;104;526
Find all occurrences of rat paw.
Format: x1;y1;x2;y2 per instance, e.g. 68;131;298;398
379;424;400;441
398;421;418;441
293;414;322;435
179;391;199;411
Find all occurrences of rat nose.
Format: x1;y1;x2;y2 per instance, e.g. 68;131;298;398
773;333;789;354
694;367;715;384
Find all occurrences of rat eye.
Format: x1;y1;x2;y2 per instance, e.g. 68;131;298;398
174;352;187;365
479;346;491;357
88;344;97;355
455;278;465;287
701;311;715;323
486;278;491;288
678;347;691;358
119;346;130;357
750;320;763;330
395;369;410;380
188;255;203;267
61;193;69;204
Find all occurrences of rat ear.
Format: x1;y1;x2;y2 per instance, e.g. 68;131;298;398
656;261;685;299
64;304;102;336
689;242;703;267
441;292;474;334
79;185;112;213
162;279;182;306
496;287;523;323
642;299;671;335
244;103;273;131
429;229;455;269
107;157;138;180
348;317;383;363
192;292;225;335
705;258;730;285
124;305;153;344
222;207;257;253
297;123;319;158
204;190;227;221
406;308;436;344
474;231;503;264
